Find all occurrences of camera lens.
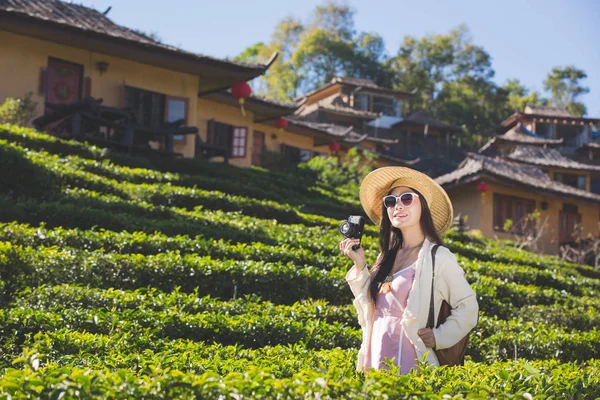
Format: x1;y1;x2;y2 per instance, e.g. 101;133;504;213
339;222;350;235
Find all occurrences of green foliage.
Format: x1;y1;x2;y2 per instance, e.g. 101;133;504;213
0;92;38;126
1;124;600;397
543;66;590;116
299;148;376;198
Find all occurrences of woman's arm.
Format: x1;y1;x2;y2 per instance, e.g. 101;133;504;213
431;248;479;350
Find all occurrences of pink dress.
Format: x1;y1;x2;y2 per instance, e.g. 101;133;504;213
365;262;418;374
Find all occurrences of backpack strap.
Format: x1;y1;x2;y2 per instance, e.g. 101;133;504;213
426;244;440;330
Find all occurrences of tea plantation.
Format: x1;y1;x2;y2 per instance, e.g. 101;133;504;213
0;124;599;398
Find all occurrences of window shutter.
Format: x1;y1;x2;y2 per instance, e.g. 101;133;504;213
84;77;92;97
38;67;48;96
206;119;215;145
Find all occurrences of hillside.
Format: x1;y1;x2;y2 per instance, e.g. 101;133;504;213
0;124;599;399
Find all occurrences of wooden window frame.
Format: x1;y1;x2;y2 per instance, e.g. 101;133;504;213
125;85;165;129
231;127;248;158
165;95;189;144
493;193;536;236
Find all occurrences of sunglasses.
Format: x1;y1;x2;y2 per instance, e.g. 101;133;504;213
383;192;420;208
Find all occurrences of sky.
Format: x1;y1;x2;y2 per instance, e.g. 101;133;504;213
79;0;600;116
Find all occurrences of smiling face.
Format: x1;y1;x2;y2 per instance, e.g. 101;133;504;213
385;186;422;231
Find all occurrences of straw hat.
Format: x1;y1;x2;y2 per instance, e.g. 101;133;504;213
359;166;454;235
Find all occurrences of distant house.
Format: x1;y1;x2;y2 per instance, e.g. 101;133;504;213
295;77;464;174
499;105;600;158
2;0;454;170
437;105;600;255
0;0;282;161
435;152;600;254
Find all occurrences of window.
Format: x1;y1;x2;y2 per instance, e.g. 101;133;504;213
355;94;370;111
125;86;165;128
591;176;600;194
207;121;247;158
231;127;247;158
372;96;401;117
556;124;583;147
493;194;536;235
559;204;581;244
554;172;586;190
165;96;189;142
299;149;312;162
280;144;302;163
535;122;550;137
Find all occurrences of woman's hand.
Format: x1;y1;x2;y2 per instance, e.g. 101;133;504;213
418;328;436;349
339;237;366;269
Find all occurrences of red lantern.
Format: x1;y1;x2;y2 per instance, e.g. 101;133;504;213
231;81;252;116
274;117;288;131
476;181;489;193
329;141;340;152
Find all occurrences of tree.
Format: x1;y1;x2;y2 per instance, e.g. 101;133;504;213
387;25;506;136
234;18;304;101
543;66;589;116
235;1;393;100
502;79;545;113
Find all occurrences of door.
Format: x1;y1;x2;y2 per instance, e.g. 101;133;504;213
559;211;581;244
46;58;83;109
252;131;265;165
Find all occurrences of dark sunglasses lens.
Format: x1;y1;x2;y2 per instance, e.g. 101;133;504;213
383;195;397;208
400;193;414;206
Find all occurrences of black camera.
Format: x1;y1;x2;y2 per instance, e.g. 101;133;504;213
339;215;365;250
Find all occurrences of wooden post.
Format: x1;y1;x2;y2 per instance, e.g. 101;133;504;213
124;127;134;155
165;133;174;153
124;127;134;145
71;113;82;139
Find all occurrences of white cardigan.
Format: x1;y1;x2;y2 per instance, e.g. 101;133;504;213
345;237;479;371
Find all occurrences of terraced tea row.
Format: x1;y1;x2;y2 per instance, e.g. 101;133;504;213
4;284;600;363
3;356;598;399
2;222;598;297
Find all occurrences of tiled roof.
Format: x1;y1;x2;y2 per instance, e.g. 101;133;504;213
0;0;264;70
435;153;600;203
332;77;383;90
286;118;398;146
580;142;600;150
395;110;462;132
355;145;420;166
524;105;576;118
297;101;380;120
507;145;600;172
479;124;563;154
296;76;414;101
500;124;563;144
286;118;355;138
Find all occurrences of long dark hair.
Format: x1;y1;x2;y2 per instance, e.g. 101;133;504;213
369;187;443;304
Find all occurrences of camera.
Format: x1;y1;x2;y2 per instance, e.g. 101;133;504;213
339;215;365;250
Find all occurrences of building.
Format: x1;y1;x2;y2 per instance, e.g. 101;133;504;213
0;0;439;170
499;105;600;159
437;105;600;255
295;77;464;175
435;152;600;254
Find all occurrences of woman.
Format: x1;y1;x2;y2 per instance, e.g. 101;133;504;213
339;166;479;374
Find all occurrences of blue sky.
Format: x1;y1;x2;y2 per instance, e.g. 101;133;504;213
80;0;600;116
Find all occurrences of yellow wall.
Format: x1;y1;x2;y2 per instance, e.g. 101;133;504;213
446;182;483;231
449;181;600;255
0;30;200;157
0;29;389;167
195;98;256;167
194;100;335;168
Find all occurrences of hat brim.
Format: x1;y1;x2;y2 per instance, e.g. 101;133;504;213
359;167;453;236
